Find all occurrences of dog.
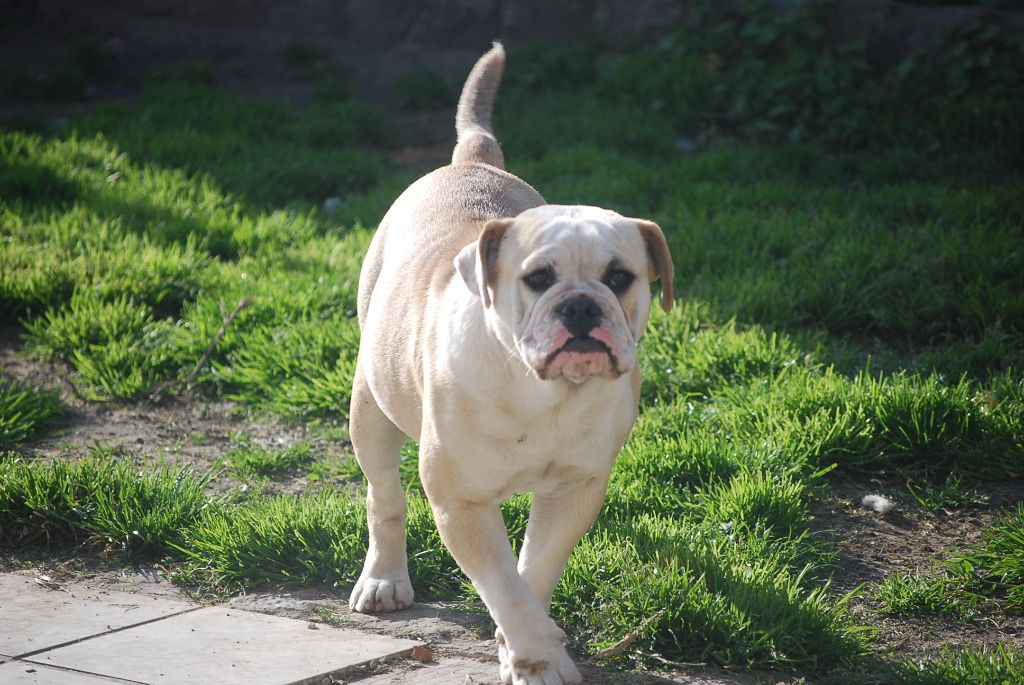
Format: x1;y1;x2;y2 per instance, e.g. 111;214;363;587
347;43;673;685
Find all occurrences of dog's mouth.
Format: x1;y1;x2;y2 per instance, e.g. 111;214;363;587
540;336;620;382
545;336;611;363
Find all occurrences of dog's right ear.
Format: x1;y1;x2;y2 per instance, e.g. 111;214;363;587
454;218;513;308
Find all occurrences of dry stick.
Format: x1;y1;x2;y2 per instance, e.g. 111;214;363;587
590;608;667;660
149;297;251;403
650;654;710;669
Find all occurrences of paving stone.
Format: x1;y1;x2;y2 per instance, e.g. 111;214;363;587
0;575;196;657
27;606;422;685
0;661;119;684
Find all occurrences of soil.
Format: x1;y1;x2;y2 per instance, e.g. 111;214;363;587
810;481;1024;660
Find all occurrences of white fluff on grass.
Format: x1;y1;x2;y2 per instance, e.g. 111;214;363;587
861;494;895;514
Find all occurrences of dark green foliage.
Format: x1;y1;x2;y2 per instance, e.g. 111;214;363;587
505;1;1024;167
280;41;329;71
393;68;456;110
0;39;110;102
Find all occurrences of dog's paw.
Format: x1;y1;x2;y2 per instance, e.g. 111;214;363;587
495;625;582;685
349;574;414;613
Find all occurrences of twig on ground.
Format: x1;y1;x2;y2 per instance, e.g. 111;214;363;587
149;297;251;403
590;608;666;660
650;654;710;669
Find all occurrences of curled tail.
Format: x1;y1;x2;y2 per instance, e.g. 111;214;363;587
452;42;505;169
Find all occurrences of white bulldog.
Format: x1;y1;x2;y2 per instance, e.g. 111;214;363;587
347;43;673;685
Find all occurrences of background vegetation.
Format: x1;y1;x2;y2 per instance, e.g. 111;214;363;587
2;1;1022;682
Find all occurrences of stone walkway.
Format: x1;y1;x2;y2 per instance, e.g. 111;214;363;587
0;573;495;684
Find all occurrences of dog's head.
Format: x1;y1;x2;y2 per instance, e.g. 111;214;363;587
455;206;673;383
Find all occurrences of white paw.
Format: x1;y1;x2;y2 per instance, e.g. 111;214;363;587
495;625;582;685
348;574;414;613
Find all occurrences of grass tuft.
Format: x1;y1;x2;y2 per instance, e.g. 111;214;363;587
0;452;215;557
948;506;1024;613
0;380;65;447
224;443;316;481
875;572;976;622
894;644;1024;685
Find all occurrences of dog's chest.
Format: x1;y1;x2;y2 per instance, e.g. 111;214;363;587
462;390;633;498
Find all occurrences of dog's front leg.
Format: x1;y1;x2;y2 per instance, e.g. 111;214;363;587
423;476;583;684
516;477;610;610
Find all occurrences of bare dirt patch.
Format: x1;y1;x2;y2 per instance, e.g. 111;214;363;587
811;480;1024;660
1;325;346;489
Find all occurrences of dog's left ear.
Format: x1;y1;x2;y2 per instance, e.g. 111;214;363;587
632;219;674;312
454;218;514;308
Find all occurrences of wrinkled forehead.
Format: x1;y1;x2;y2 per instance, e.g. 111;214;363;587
508;205;645;269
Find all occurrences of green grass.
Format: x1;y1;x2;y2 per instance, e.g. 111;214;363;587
949;507;1024;612
875;572;977;622
223;443;316;481
893;645;1024;685
0;380;65;447
906;475;988;512
1;1;1023;681
0;451;215;557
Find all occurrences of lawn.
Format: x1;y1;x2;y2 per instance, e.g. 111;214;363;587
2;3;1023;683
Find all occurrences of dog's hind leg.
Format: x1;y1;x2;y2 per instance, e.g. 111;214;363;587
348;362;414;612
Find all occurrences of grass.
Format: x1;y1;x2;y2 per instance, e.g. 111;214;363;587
223;443;316;481
0;380;65;447
950;506;1024;612
2;1;1023;681
0;452;215;557
875;572;978;623
893;645;1024;685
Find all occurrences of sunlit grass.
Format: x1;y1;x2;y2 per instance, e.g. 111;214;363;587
0;381;65;447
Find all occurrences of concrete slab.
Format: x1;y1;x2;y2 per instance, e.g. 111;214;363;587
27;607;422;685
0;661;119;684
0;575;196;657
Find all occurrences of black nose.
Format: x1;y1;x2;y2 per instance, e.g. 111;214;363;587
555;295;602;336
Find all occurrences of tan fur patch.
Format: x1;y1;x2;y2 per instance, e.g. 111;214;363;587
513;658;550;676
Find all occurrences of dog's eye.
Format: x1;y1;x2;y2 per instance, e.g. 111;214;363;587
604;269;635;294
522;267;556;292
